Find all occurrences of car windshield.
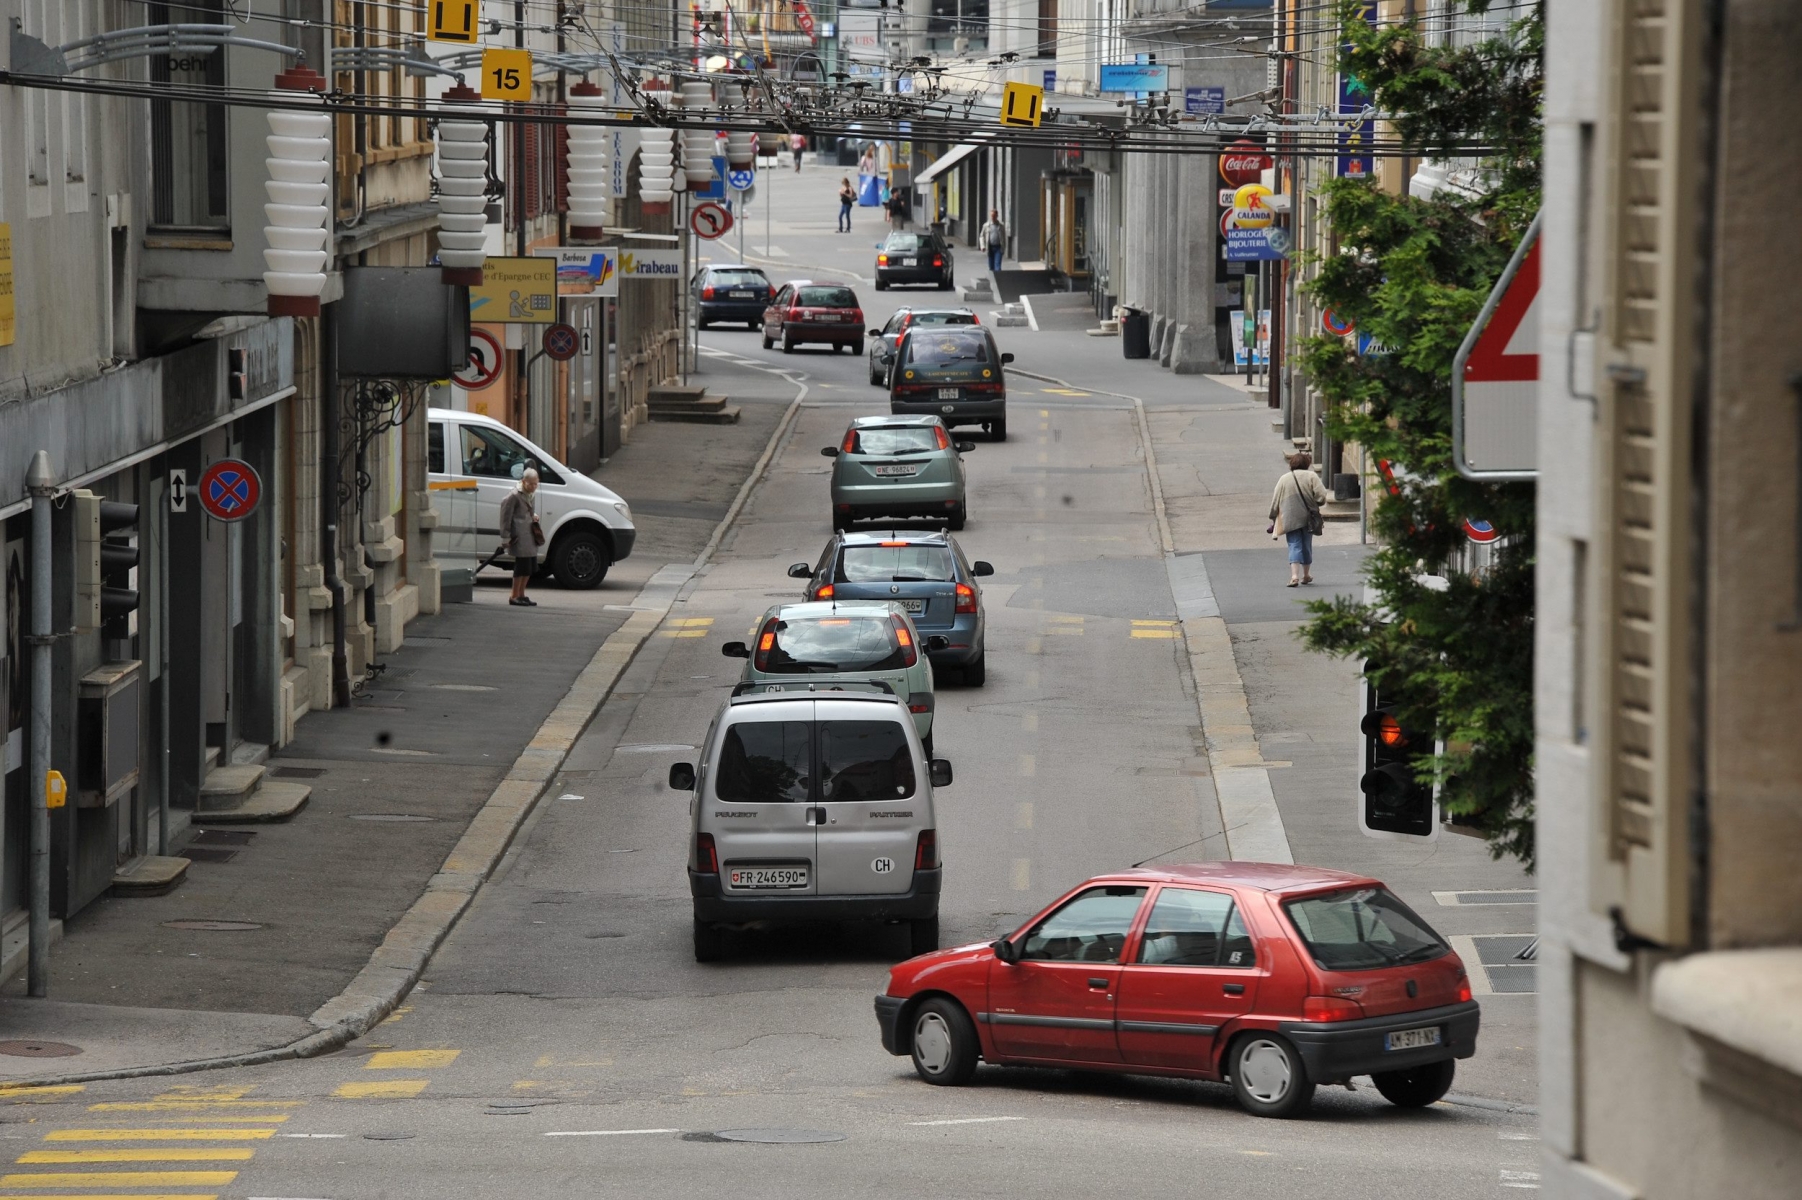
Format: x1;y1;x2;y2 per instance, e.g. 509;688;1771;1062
1284;887;1450;970
839;544;955;583
759;615;908;674
905;335;991;366
711;270;768;287
911;311;976;326
883;234;930;252
852;427;940;456
797;286;857;307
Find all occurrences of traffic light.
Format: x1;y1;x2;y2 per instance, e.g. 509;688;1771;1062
99;501;139;639
1359;673;1437;841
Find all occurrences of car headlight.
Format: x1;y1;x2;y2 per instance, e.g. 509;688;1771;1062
611;500;632;523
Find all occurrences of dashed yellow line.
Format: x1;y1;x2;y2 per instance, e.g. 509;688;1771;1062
661;616;715;639
18;1148;255;1164
333;1080;429;1099
365;1049;460;1070
1011;859;1032;891
0;1171;238;1187
0;1085;84;1101
46;1129;278;1142
1131;619;1181;639
85;1102;303;1112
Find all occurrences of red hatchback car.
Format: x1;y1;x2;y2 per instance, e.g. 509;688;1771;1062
874;863;1479;1118
762;280;865;354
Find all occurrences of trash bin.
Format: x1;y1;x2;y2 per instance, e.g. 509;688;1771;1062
1121;308;1151;359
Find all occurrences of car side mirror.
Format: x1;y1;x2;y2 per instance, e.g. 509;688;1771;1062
929;758;954;787
721;642;750;658
973;560;994;576
821;447;840;457
668;762;696;791
1001;352;1016;364
868;328;882;337
954;440;976;453
787;563;812;579
925;634;950;652
991;937;1020;965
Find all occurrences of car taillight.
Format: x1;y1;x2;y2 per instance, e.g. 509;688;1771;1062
878;254;889;265
931;256;944;267
694;832;719;873
814;583;834;600
1302;995;1365;1022
702;285;715;300
893;619;917;667
914;829;939;870
789;307;802;320
754;625;776;671
971;314;981;324
1457;973;1473;1003
954;582;977;614
842;430;859;453
934;425;949;450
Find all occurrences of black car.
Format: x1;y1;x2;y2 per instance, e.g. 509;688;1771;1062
889;327;1012;440
692;264;775;329
875;232;955;291
868;307;979;386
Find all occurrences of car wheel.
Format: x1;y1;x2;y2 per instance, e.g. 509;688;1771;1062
908;916;940;958
870;367;884;386
1371;1059;1456;1108
908;996;978;1086
550;529;611;590
832;512;851;533
761;331;773;350
992;419;1008;442
938;275;953;291
782;335;796;353
693;917;726;963
875;279;889;291
962;653;985;687
1229;1034;1315;1118
697;318;710;331
849;339;863;356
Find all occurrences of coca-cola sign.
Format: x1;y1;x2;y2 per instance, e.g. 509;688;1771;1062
1219;141;1273;188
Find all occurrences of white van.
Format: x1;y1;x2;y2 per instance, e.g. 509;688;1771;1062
670;683;954;962
427;407;635;588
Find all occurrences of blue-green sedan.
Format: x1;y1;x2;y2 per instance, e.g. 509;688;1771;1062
822;415;976;532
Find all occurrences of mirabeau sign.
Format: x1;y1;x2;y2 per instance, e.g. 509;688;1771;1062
619;249;684;280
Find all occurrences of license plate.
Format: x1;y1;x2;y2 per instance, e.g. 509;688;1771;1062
729;290;754;298
898;598;925;612
873;464;920;477
810;313;832;321
902;257;917;266
1385;1026;1442;1052
728;866;807;889
937;388;960;400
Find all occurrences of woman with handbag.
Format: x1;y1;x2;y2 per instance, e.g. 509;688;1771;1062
499;467;545;607
1268;452;1331;587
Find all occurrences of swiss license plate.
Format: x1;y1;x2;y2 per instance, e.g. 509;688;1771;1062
728;866;807;890
1384;1026;1442;1052
873;464;920;477
902;257;917;266
898;598;925;613
810;313;832;321
729;290;754;298
937;388;960;400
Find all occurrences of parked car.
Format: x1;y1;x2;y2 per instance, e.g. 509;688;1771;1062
822;416;975;531
721;600;942;750
890;327;1013;440
670;684;955;961
789;528;994;684
427;407;634;589
692;264;775;328
869;308;980;386
873;862;1480;1118
875;231;956;291
762;280;865;353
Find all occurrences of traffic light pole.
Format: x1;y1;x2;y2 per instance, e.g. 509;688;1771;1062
25;450;54;997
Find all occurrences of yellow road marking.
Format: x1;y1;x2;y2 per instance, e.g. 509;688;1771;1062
333;1080;428;1099
0;1171;238;1187
665;617;714;626
660;629;709;638
1024;638;1042;655
1046;614;1083;623
1016;802;1034;830
1021;712;1038;732
1040;388;1091;396
87;1102;302;1112
1132;619;1178;626
1011;859;1031;891
1039;409;1050;416
1038;451;1049;463
46;1130;277;1142
1130;628;1181;639
0;1195;223;1200
365;1049;460;1070
19;1149;255;1163
1018;754;1036;778
0;1085;83;1098
84;1115;289;1124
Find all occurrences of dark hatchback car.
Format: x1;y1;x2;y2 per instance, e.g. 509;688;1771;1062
763;280;865;353
692;264;775;328
869;308;979;386
790;528;995;684
875;232;955;291
890;327;1013;440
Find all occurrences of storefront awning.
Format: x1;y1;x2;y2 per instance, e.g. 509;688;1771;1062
913;140;985;185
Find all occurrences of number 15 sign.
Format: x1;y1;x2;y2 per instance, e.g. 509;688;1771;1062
481;48;533;102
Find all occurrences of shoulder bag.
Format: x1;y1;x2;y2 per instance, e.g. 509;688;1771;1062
1294;471;1326;536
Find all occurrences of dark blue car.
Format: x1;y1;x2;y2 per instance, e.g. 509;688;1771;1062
692;264;775;329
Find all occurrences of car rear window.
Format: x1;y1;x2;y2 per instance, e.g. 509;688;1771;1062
839;544;955;583
851;426;940;456
883;234;927;252
797;286;857;307
1283;887;1450;971
711;270;769;287
911;311;976;326
905;334;991;366
819;720;914;800
759;615;908;674
716;720;811;803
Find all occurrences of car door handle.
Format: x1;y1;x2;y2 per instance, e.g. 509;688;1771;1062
806;806;826;826
1223;983;1245;995
1088;977;1109;989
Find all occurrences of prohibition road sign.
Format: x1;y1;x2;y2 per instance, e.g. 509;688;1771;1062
543;323;580;362
454;327;505;389
1321;308;1356;338
198;459;262;523
1463;517;1501;544
690;201;733;240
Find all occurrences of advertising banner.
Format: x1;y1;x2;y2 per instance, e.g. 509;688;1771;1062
533;248;620;297
618;248;684;280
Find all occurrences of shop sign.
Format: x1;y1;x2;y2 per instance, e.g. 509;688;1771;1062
470;257;558;323
1099;63;1169;94
533;248;620;297
619;249;684;280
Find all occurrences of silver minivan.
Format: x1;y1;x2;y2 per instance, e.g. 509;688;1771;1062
669;684;953;962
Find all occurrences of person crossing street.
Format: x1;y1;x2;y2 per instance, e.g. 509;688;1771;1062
980;209;1007;273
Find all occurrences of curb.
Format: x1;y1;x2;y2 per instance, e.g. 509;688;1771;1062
6;381;809;1090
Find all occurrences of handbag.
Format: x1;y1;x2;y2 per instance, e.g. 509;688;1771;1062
1294;471;1326;536
531;518;546;548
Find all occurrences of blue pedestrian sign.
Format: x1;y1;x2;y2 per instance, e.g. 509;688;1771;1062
727;169;755;191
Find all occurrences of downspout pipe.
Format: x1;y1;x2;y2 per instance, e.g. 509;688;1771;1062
25;449;54;998
321;307;351;708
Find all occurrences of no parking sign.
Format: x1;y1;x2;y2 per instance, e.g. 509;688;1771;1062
198;459;262;522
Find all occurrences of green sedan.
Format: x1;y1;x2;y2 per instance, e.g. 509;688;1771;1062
822;415;976;532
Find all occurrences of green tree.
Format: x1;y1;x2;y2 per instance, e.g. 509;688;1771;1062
1297;1;1543;866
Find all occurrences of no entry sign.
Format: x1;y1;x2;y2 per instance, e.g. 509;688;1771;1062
198;459;262;522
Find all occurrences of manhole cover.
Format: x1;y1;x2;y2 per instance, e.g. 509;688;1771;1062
0;1040;82;1058
349;814;436;823
161;920;264;931
362;1132;415;1141
713;1129;846;1144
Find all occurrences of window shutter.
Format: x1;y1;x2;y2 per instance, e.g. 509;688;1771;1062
1595;0;1707;947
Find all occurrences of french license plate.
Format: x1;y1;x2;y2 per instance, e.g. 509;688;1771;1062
902;257;917;266
729;867;807;890
873;464;920;477
898;598;925;613
1384;1026;1442;1052
729;290;754;298
937;388;960;400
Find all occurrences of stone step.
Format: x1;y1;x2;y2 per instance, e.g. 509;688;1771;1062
648;391;731;413
646;383;709;405
231;742;270;767
112;855;190;897
649;405;742;425
1323;499;1362;523
197;764;265;811
197;780;311;825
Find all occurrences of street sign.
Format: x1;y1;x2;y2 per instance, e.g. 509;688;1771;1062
1463;518;1501;545
620;248;683;279
1000;81;1044;128
1356;330;1392;356
1099;63;1169;93
794;0;817;38
1185;86;1225;115
428;0;478;43
197;458;262;523
1042;69;1057;92
1452;213;1541;480
543;323;580;362
1219;141;1272;188
689;201;732;240
168;468;188;513
481;48;533;101
727;168;755;191
454;327;505;389
470;256;557;323
1225;229;1285;261
1322;309;1355;337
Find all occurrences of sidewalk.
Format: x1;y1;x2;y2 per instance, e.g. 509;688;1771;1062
0;355;798;1082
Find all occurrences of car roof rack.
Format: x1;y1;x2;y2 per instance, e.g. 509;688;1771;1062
730;680;898;701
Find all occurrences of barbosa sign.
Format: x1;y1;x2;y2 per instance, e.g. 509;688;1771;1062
619;249;684;279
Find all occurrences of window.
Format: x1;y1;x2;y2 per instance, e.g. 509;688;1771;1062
716;720;811;803
819;720;914;801
758;615;909;675
847;427;942;457
911;311;977;327
1284;887;1449;971
1021;886;1147;963
428;423;446;474
797;286;857;307
884;234;928;253
905;334;991;366
1136;888;1255;967
457;425;560;483
709;269;770;288
149;1;229;229
1036;0;1058;57
839;544;955;583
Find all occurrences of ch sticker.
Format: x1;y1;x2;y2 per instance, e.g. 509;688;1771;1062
871;857;895;875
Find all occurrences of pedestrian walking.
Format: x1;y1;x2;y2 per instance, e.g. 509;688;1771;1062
979;209;1006;273
837;177;855;232
791;132;805;171
499;468;544;607
1268;452;1330;587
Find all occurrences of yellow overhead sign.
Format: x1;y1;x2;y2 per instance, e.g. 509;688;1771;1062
1000;81;1044;129
470;257;558;324
481;48;533;102
428;0;479;44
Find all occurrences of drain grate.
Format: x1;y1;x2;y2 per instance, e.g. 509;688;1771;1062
269;766;326;779
180;847;237;864
0;1040;82;1058
362;1132;415;1141
712;1129;846;1144
161;920;264;932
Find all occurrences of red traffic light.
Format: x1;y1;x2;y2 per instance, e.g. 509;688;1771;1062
1360;708;1415;749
